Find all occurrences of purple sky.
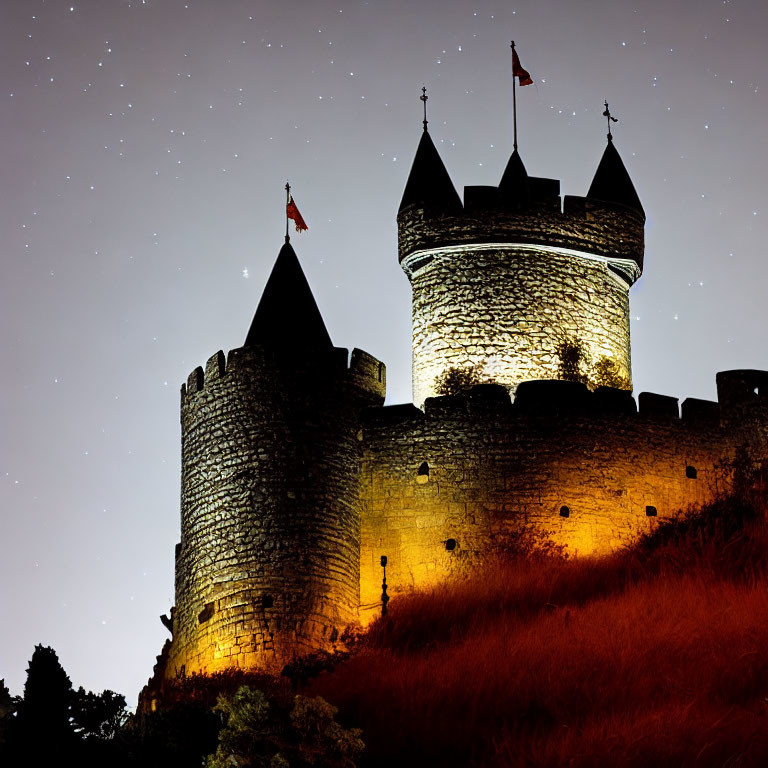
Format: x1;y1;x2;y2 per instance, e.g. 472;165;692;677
1;0;767;706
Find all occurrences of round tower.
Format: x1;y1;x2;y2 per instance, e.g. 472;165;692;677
398;118;645;407
166;242;385;678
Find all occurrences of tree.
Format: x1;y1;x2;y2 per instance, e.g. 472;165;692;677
290;694;364;768
554;337;590;385
0;679;17;750
207;686;273;767
123;701;220;768
434;366;484;396
207;686;364;768
10;645;77;761
71;687;129;741
593;356;631;391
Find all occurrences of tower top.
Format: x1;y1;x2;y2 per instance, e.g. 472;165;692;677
587;138;644;218
498;149;530;204
245;241;333;352
399;128;462;213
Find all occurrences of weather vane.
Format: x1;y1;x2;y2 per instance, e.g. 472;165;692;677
603;100;618;141
421;86;428;132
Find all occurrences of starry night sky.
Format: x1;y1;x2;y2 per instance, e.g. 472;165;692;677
1;0;767;705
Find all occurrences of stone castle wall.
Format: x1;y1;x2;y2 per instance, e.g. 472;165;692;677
166;345;384;679
408;245;631;407
358;377;768;620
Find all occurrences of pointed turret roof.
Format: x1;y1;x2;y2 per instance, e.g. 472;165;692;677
399;130;462;213
498;149;530;202
245;241;333;351
587;138;644;217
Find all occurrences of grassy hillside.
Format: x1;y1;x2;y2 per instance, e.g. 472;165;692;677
307;493;768;767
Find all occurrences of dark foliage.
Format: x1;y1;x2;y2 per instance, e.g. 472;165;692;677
121;700;220;768
554;337;589;385
592;355;631;390
282;650;352;689
206;685;364;768
0;647;136;768
433;365;485;396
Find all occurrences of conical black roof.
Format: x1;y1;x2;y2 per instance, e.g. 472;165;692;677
498;149;529;202
399;130;462;213
245;241;333;351
587;139;644;217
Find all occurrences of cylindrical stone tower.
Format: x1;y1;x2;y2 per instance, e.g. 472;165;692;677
165;242;385;678
398;128;645;407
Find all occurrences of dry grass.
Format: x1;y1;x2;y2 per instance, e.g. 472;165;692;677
307;497;768;767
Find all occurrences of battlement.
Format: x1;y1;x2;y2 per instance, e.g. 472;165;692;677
398;194;644;281
362;373;768;434
181;345;385;406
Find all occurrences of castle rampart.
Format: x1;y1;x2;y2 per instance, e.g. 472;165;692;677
358;376;768;621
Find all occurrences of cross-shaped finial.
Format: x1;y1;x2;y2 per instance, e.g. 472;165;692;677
603;100;618;141
421;86;428;132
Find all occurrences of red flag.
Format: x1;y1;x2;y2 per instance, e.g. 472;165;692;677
286;196;308;232
512;49;533;86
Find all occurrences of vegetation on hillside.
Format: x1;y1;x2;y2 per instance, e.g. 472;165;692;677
306;484;768;767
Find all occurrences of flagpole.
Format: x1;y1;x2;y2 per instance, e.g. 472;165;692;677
511;40;518;152
285;182;290;243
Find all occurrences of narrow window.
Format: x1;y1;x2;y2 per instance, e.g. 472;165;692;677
686;465;697;479
445;538;457;551
559;505;570;518
378;362;384;383
416;462;430;484
198;602;215;624
261;595;274;609
646;505;657;517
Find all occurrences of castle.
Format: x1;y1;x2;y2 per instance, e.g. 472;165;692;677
152;101;768;683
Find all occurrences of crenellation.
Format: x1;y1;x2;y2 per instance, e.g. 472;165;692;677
681;398;720;425
348;348;387;400
205;350;226;382
592;386;637;415
186;366;204;395
638;392;680;420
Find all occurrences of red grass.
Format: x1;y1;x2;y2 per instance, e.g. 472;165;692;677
306;506;768;767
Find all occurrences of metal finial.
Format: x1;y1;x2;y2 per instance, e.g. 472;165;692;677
284;181;291;243
420;86;428;132
603;100;618;141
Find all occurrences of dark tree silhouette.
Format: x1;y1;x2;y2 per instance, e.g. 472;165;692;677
434;365;485;396
71;686;128;741
0;678;16;751
9;645;77;762
555;337;590;385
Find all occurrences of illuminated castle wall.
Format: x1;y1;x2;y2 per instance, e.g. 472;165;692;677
154;115;768;682
358;374;768;619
